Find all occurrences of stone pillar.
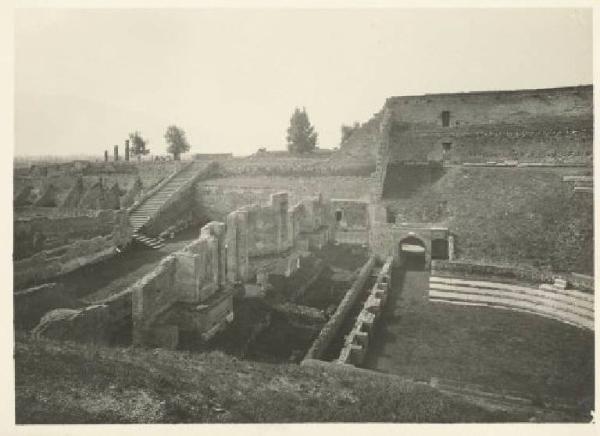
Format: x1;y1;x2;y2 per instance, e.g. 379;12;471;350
125;140;130;161
114;145;119;161
210;222;227;287
241;204;258;256
226;212;239;283
448;234;455;261
237;210;249;281
104;150;108;162
270;192;289;252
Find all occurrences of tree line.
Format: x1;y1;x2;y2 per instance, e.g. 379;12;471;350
127;109;360;159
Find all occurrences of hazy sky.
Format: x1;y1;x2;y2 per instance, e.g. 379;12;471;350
15;8;592;157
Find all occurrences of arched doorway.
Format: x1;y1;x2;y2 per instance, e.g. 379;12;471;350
399;236;426;270
431;238;449;260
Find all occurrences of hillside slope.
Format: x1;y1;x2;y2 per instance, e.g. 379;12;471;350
15;335;532;423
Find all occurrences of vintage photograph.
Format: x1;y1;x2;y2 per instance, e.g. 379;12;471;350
12;5;594;424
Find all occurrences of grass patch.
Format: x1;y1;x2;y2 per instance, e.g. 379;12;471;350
15;333;526;423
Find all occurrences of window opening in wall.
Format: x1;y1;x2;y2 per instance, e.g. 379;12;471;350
441;111;450;127
442;142;452;151
335;210;343;222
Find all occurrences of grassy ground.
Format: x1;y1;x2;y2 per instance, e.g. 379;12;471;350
363;266;594;415
15;333;532;423
384;166;593;274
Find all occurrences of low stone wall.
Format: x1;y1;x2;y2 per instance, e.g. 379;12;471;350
428;275;593;330
337;257;394;366
303;255;377;361
14;210;131;289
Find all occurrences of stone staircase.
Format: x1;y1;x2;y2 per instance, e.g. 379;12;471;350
129;162;202;249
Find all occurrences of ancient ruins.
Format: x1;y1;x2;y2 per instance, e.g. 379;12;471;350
14;84;594;422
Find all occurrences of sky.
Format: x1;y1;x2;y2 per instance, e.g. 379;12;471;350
14;8;593;157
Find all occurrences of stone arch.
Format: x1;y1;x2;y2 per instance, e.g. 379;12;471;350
398;235;427;270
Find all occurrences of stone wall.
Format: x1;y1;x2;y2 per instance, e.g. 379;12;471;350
337;257;394;366
14;210;131;289
132;220;233;349
196;176;372;221
385;85;592;164
14;209;128;260
330;199;369;245
340;85;593;196
303;255;377;361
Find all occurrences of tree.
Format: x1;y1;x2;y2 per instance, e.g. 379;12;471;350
164;125;191;160
340;121;360;144
128;131;150;161
286;107;318;154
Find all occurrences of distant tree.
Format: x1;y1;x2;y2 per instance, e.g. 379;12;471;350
128;131;150;161
286;107;318;154
340;122;360;144
164;125;190;161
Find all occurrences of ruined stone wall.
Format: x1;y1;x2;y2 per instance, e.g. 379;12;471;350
196;176;372;221
132;221;231;348
337;257;393;366
303;256;377;361
14;209;126;260
14;210;131;288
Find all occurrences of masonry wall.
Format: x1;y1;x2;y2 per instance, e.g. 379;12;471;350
196;176;372;221
385;85;593;164
132;220;231;348
13;210;131;289
14;209;126;260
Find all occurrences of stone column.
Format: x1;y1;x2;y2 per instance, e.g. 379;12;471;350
114;145;119;161
202;221;227;288
448;234;455;261
270;192;289;252
104;150;108;162
226;212;239;283
125;140;130;161
237;210;249;281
